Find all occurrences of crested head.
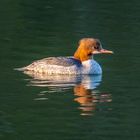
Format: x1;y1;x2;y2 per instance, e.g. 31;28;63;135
74;38;113;62
74;38;102;62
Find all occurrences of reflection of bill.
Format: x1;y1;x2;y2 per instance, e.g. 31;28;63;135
23;72;112;116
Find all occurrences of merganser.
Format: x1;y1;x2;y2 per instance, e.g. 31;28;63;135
17;38;113;75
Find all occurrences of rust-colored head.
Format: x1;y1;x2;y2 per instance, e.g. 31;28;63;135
74;38;113;62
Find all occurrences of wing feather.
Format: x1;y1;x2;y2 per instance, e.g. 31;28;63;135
35;57;81;67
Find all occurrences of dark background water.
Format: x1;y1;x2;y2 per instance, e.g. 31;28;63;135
0;0;140;140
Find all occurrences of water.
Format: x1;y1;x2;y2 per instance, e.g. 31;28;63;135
0;0;140;139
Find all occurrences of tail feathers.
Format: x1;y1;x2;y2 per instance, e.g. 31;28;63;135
14;67;28;71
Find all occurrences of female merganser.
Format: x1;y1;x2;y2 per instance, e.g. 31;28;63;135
17;38;113;75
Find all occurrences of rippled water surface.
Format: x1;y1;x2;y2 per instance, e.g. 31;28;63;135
0;0;140;139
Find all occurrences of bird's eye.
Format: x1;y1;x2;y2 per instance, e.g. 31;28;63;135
94;41;101;50
94;46;99;50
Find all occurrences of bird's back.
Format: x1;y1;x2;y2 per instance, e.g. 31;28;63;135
17;57;82;74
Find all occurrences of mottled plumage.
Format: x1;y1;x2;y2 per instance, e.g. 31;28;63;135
35;57;82;67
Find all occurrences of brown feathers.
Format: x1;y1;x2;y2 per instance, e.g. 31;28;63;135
74;38;101;61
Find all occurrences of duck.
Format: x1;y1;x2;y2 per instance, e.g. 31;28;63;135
17;38;113;75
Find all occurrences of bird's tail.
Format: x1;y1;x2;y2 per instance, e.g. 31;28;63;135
14;66;28;71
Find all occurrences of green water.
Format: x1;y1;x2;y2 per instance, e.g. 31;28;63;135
0;0;140;139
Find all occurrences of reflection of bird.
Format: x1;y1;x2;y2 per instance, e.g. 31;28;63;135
16;38;113;75
23;72;112;116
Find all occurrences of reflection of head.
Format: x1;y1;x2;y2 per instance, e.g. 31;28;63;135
74;84;95;105
74;84;96;115
74;84;91;96
74;84;112;116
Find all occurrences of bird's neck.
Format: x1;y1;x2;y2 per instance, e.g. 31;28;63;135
74;53;93;62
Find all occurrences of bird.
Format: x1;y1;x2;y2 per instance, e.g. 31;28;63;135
17;38;113;75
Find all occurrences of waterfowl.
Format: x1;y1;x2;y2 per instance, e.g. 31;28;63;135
18;38;113;75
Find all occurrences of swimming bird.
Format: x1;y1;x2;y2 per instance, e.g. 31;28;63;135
17;38;113;75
